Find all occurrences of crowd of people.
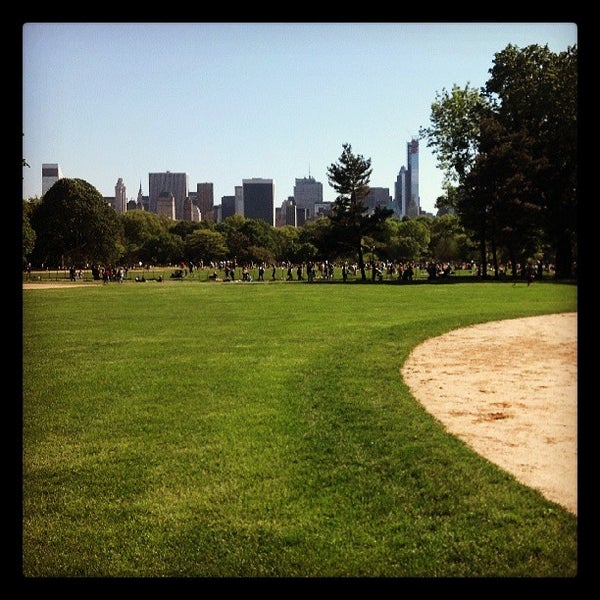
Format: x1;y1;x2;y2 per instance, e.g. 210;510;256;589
37;257;559;285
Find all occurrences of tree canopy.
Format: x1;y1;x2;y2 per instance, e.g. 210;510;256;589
327;143;392;280
29;178;122;267
420;43;577;278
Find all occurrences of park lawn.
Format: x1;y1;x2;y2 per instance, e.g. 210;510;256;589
22;279;577;577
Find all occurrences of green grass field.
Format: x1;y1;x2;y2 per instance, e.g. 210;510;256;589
22;279;577;577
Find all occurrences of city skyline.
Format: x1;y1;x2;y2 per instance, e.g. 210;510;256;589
22;23;577;212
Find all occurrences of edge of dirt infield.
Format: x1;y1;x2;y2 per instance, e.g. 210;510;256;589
401;312;577;515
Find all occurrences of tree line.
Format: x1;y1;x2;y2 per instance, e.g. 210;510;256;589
22;178;473;274
22;43;576;280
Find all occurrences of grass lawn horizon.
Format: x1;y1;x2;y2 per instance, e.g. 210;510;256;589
22;280;577;577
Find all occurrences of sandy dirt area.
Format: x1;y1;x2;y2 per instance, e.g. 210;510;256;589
401;312;577;515
23;282;95;289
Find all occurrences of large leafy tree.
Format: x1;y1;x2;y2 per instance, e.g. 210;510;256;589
484;44;577;278
119;210;172;265
422;44;577;279
428;213;473;263
30;178;122;267
184;229;229;264
461;116;544;278
327;143;392;280
22;200;37;266
420;84;491;188
420;85;492;274
381;217;431;262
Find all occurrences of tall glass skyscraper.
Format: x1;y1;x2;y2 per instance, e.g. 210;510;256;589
242;178;276;226
406;139;420;218
394;139;420;218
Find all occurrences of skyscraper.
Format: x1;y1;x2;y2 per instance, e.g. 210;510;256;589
394;139;420;217
114;178;127;214
148;172;189;218
405;138;420;218
242;178;276;226
41;163;63;195
195;182;214;222
365;187;391;211
293;176;323;220
221;196;236;220
394;167;407;216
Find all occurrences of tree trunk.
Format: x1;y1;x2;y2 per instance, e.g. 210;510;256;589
479;238;487;279
554;233;574;279
358;245;366;281
491;239;499;279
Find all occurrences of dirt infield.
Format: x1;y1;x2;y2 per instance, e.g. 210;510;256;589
23;283;92;289
401;312;577;515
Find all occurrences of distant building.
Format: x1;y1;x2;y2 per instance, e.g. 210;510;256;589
41;163;63;195
221;195;236;220
114;178;127;214
195;182;214;222
234;185;244;217
149;172;189;218
156;191;176;220
293;176;323;220
182;196;201;221
242;178;276;226
394;167;407;216
394;138;420;218
313;202;333;218
278;197;297;227
296;207;308;227
365;187;391;211
135;182;148;210
406;138;420;218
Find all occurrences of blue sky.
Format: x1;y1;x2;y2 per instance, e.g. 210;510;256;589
22;22;577;214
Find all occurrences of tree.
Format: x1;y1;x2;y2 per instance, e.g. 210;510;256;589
461;116;544;278
421;44;577;279
420;85;492;275
484;44;577;278
383;217;431;262
184;229;229;264
22;200;36;265
428;213;473;263
119;210;172;266
419;84;491;185
327;143;392;280
29;178;122;267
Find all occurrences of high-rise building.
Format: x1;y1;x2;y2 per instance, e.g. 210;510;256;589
242;178;276;226
221;195;236;220
195;183;214;222
148;172;189;218
183;197;201;222
278;197;297;227
41;163;63;195
365;187;391;211
293;176;323;220
136;181;148;210
114;178;127;214
394;167;407;216
406;138;420;218
393;139;420;217
156;191;176;220
234;186;244;217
